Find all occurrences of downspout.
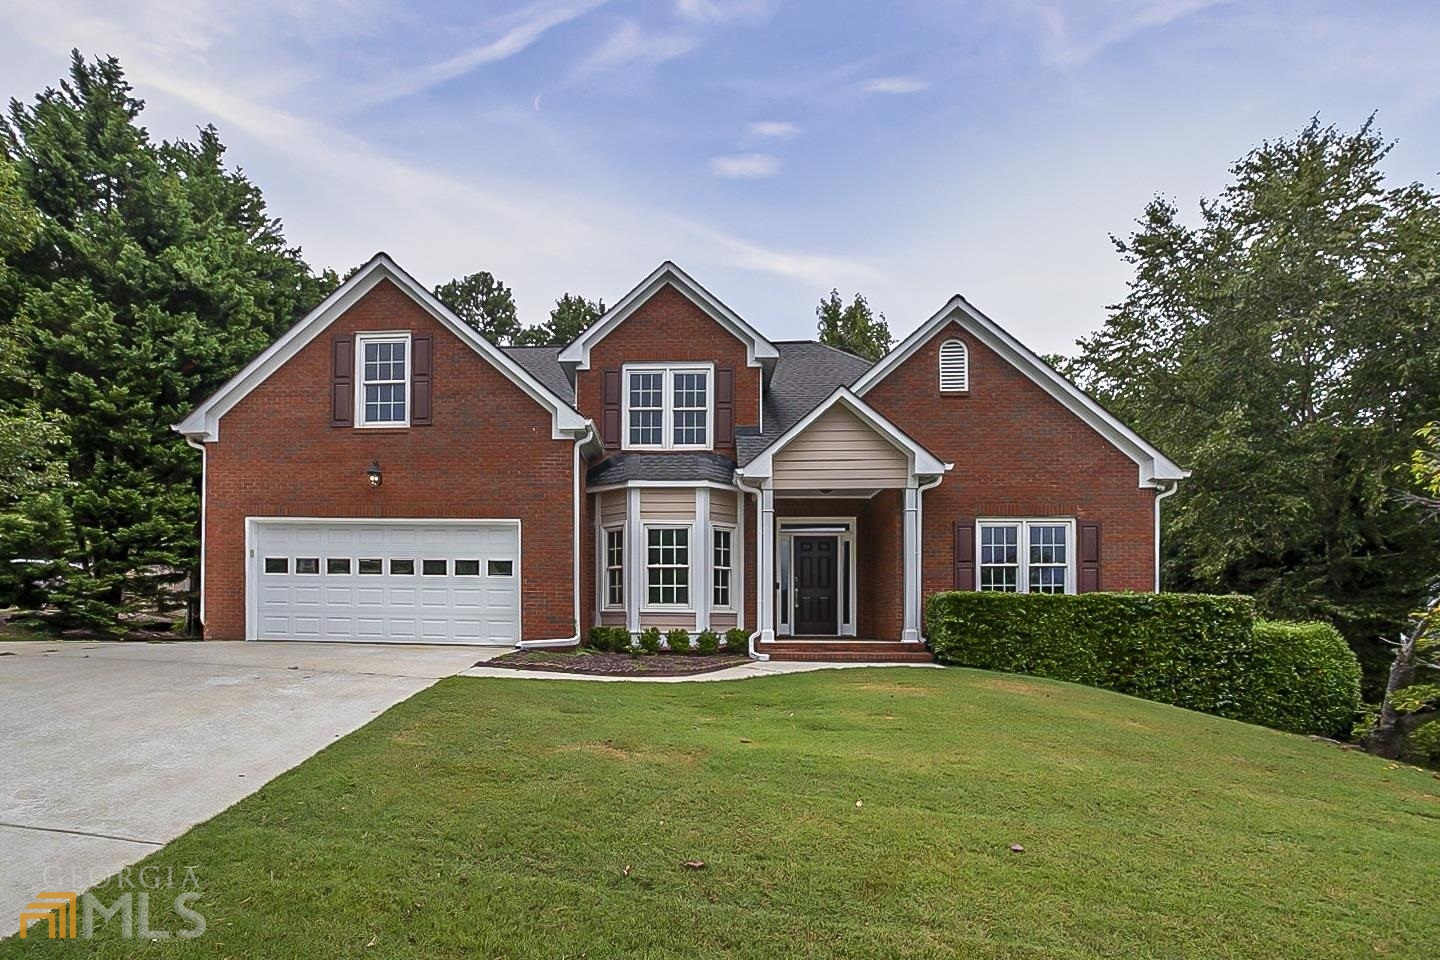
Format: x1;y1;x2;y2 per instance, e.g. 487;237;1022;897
516;424;599;650
733;472;769;661
912;473;945;643
184;436;207;637
1152;480;1179;593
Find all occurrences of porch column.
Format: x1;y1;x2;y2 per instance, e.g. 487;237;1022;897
757;485;776;643
902;484;921;643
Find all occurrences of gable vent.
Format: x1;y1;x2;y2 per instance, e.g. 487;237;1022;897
939;339;969;392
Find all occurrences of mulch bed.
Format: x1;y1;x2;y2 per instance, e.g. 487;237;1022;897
483;649;751;677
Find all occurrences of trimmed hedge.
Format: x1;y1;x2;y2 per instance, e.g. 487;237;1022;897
925;592;1361;737
1247;621;1362;736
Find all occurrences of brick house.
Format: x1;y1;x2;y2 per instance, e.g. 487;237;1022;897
176;253;1187;660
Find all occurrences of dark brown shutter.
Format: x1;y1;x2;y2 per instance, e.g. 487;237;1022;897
953;518;975;590
411;333;433;425
1078;521;1101;593
330;335;354;427
715;367;734;445
602;367;621;450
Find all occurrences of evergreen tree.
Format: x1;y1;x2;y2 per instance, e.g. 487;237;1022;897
0;52;333;629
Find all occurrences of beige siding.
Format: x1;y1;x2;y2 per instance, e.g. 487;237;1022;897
599;610;627;627
772;406;910;489
709;489;738;524
710;611;738;630
599;489;627;526
639;611;696;630
640;487;697;522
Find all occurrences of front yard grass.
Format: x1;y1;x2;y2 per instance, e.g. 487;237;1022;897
10;668;1437;958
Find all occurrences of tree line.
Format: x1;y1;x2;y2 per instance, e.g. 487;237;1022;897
0;55;1435;756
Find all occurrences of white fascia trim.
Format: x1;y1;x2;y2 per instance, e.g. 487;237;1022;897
174;253;590;443
850;296;1190;485
736;387;950;480
557;261;779;370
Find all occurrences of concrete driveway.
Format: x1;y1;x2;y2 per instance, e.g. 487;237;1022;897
0;640;494;925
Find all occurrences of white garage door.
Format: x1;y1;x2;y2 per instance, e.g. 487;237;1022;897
250;520;520;644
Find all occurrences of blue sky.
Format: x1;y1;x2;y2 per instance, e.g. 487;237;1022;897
3;0;1438;352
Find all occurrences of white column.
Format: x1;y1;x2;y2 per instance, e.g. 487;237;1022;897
695;487;710;633
902;484;921;643
757;485;776;643
625;487;642;634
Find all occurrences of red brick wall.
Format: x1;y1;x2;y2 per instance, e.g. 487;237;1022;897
774;497;903;638
864;320;1156;599
202;278;577;641
575;285;761;460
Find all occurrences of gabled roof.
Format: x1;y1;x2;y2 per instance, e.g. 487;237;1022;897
849;295;1189;485
556;261;779;370
736;387;949;481
174;253;590;442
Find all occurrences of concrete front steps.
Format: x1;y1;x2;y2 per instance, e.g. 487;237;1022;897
755;640;935;663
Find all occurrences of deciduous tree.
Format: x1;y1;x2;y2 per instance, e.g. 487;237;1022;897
816;289;891;361
1065;118;1440;690
433;271;520;344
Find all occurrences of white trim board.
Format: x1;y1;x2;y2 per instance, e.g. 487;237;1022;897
175;253;590;443
557;261;779;370
848;296;1188;486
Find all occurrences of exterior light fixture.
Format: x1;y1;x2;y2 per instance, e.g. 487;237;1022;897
367;460;383;489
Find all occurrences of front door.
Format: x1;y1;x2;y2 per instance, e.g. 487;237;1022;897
793;536;839;635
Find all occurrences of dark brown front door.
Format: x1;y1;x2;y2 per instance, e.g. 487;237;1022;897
794;536;839;635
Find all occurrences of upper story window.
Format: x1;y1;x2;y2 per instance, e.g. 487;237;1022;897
624;364;712;450
939;339;969;392
357;333;410;427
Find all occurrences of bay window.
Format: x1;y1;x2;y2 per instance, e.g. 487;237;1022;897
604;527;625;608
645;526;690;607
712;526;733;609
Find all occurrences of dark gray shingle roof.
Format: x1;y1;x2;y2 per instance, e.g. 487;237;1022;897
502;345;574;405
736;341;873;465
588;453;737;486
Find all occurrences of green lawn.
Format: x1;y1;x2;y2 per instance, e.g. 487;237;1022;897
11;668;1437;958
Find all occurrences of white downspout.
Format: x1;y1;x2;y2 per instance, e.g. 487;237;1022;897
1152;481;1179;593
517;428;595;649
734;474;770;661
184;437;207;635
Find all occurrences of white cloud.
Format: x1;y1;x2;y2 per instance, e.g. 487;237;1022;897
1001;0;1229;67
357;0;609;104
749;119;798;138
710;153;781;179
861;75;930;94
674;0;770;23
575;20;698;76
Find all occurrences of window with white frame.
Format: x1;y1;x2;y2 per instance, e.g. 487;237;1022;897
625;366;711;449
939;339;969;392
712;526;733;608
357;334;409;426
978;520;1072;594
604;527;625;608
646;526;690;606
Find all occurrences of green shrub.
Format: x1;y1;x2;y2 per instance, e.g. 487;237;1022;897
724;628;750;654
1248;621;1361;736
925;592;1362;736
638;627;663;654
666;628;692;654
695;629;721;655
588;626;630;652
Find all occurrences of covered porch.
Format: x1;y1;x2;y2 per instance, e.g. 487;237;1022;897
736;389;949;659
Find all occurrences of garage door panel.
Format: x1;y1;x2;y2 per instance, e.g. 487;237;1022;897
253;521;521;645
